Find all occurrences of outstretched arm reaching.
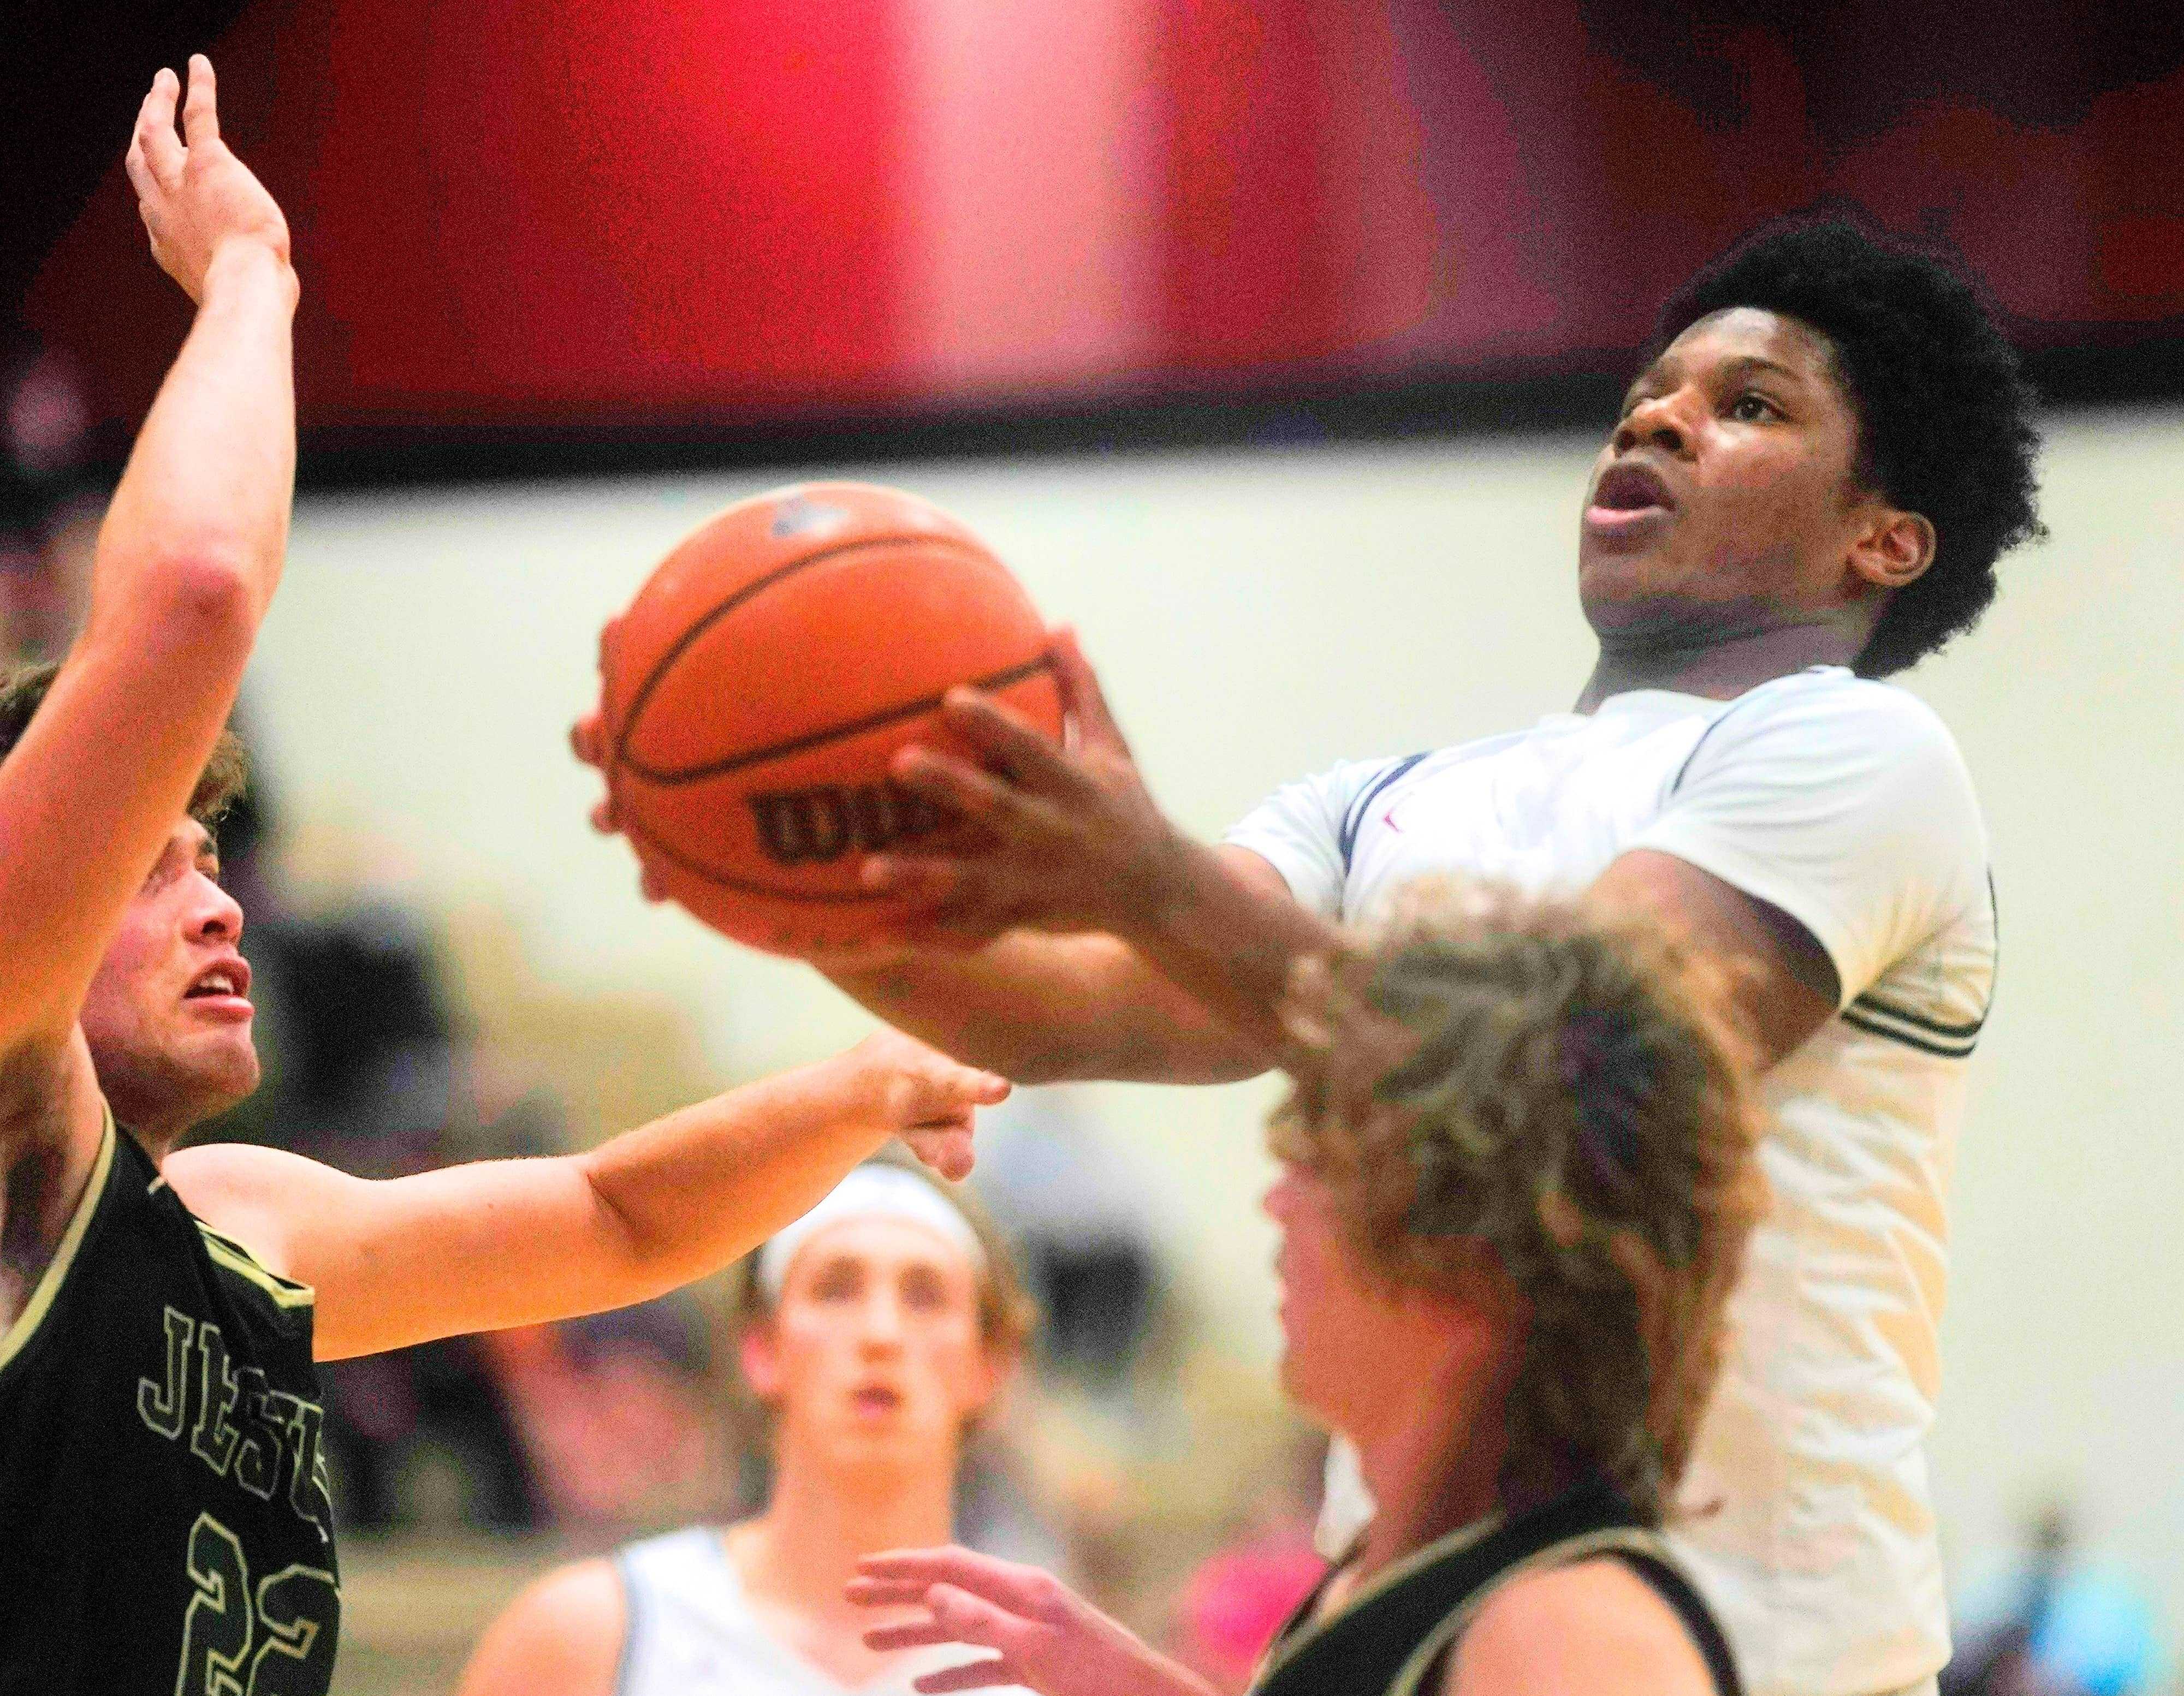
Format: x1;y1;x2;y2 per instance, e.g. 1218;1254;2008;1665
162;1029;1010;1360
0;56;295;1064
848;1546;1217;1696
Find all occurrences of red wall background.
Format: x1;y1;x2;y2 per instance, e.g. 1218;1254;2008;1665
22;0;2184;454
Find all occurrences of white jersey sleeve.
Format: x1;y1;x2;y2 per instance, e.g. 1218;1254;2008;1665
1631;676;1987;1008
1222;755;1421;921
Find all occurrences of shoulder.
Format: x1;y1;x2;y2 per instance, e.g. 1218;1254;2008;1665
1444;1557;1717;1696
1254;753;1423;811
1678;671;1976;806
460;1558;626;1696
160;1141;355;1282
1724;669;1963;757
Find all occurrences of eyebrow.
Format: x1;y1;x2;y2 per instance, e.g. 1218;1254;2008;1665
1713;353;1803;385
1625;351;1805;404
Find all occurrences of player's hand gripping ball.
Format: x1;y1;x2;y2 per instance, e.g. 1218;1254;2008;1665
580;483;1063;954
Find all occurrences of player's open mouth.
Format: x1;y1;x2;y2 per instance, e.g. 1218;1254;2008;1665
183;958;254;1019
851;1384;903;1418
1583;461;1677;539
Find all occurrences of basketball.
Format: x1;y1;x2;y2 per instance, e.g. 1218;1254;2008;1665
591;481;1064;954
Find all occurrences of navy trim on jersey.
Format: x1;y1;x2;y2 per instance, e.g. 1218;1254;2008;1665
1842;1002;1982;1058
1840;866;1998;1060
1340;753;1428;871
1850;992;1986;1041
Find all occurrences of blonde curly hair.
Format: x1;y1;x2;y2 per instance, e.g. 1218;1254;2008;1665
1272;879;1766;1525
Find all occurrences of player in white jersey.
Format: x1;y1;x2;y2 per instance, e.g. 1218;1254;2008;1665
458;1158;1037;1696
577;218;2046;1696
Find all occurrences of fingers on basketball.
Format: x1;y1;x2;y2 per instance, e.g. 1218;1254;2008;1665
940;688;1076;792
890;743;1022;822
569;711;606;769
1052;627;1127;756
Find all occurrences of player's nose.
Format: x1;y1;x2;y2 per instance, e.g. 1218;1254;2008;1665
1612;391;1692;459
187;871;245;944
857;1290;909;1349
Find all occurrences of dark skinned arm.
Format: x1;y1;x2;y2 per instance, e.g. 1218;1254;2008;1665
858;633;1835;1073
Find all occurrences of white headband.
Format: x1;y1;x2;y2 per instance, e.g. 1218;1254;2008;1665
757;1164;988;1299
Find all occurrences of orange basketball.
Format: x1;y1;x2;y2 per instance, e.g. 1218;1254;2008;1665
592;481;1063;954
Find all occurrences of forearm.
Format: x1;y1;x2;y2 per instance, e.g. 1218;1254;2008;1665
90;241;296;639
1116;831;1350;1062
261;1109;882;1361
826;932;1265;1085
571;1053;894;1298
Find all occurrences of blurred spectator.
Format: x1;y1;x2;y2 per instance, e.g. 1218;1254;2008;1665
1943;1503;2169;1696
2;336;99;660
963;1087;1322;1657
973;1087;1167;1387
1168;1431;1328;1692
482;1299;720;1531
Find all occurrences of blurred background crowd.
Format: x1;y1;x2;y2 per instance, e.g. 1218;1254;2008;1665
8;2;2183;1692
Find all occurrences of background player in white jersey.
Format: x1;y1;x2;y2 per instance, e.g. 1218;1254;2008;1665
0;62;1009;1696
579;219;2045;1696
458;1155;1037;1696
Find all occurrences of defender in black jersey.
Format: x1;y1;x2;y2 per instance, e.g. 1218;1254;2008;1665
0;62;1011;1696
847;885;1762;1696
0;1115;340;1693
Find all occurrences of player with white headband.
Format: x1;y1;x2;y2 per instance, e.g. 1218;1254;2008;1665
460;1157;1037;1696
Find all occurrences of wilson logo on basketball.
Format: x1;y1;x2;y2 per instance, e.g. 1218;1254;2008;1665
748;783;947;865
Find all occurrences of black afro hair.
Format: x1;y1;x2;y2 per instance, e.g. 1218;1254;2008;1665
1655;215;2044;677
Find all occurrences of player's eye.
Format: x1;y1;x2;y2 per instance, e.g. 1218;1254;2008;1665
809;1260;862;1302
900;1267;947;1311
1727;391;1779;422
143;848;186;892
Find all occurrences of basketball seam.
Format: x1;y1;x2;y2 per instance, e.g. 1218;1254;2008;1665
606;531;1016;779
621;653;1058;784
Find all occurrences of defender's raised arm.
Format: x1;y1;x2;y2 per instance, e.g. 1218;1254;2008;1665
0;56;294;1058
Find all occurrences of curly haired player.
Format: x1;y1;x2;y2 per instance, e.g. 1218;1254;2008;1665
589;215;2045;1696
0;62;1009;1696
846;884;1765;1696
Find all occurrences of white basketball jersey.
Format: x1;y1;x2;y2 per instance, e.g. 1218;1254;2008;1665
614;1527;1034;1696
1227;668;1996;1696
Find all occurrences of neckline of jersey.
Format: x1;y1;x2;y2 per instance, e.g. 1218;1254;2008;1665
1584;664;1849;718
705;1526;946;1695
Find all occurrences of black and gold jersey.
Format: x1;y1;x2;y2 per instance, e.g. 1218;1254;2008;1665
1251;1476;1740;1696
0;1111;339;1695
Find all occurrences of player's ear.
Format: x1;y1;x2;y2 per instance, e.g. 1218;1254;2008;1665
958;1337;1017;1430
1847;507;1934;593
738;1322;784;1402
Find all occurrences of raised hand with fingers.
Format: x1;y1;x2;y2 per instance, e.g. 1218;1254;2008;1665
840;1028;1012;1181
858;628;1194;948
849;1546;1217;1696
123;55;293;304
